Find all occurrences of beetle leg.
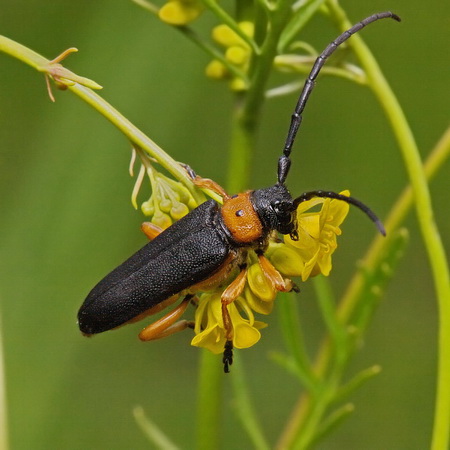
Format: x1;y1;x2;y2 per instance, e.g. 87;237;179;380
181;161;230;199
141;222;164;240
192;176;231;201
221;264;248;305
257;252;293;292
142;319;195;341
220;264;248;373
223;340;233;373
138;295;193;341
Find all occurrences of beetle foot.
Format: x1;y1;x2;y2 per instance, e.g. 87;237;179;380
223;340;233;373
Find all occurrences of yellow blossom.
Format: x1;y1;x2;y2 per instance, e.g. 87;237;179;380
206;21;254;90
285;190;350;281
191;293;267;353
159;0;203;26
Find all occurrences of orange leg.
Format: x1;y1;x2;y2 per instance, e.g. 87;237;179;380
141;222;163;240
138;296;193;341
221;265;248;305
257;253;293;292
220;265;248;368
182;162;230;200
193;176;230;201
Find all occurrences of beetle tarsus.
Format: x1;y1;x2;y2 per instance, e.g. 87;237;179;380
180;162;197;180
223;340;233;373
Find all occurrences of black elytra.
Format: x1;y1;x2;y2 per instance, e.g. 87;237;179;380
78;12;399;370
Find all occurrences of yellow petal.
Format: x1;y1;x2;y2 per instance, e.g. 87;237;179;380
242;287;274;315
233;322;261;349
269;245;304;277
191;324;225;354
247;263;277;302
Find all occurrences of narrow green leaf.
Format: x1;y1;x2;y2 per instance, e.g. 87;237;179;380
231;354;271;450
133;406;180;450
332;365;382;405
277;293;318;391
308;403;355;447
313;277;347;347
278;0;327;53
350;228;409;334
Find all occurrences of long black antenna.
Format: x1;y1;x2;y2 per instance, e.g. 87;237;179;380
277;11;401;184
293;190;386;236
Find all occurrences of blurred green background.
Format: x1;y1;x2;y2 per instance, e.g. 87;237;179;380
0;1;449;449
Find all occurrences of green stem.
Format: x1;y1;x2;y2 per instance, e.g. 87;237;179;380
227;2;294;192
67;85;205;202
278;123;450;449
199;15;303;442
195;351;223;450
201;0;260;54
0;312;8;450
0;35;211;205
132;1;248;81
328;4;450;449
276;3;450;444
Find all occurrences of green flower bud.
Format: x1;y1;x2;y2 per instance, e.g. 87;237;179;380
141;200;155;217
152;211;172;230
170;202;189;220
159;198;172;213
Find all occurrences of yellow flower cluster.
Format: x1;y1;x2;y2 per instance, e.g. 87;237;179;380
158;0;204;26
205;22;254;91
191;191;350;352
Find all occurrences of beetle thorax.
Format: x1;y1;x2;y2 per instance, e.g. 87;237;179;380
221;192;264;244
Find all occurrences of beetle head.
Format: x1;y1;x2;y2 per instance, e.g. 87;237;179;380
251;184;297;238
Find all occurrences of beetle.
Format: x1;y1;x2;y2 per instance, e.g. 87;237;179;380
78;11;400;372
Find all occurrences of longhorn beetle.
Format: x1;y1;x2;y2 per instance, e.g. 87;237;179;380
78;12;400;372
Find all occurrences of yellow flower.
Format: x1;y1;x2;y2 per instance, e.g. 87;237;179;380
284;190;350;281
159;0;203;26
191;293;266;353
206;21;254;90
188;191;350;356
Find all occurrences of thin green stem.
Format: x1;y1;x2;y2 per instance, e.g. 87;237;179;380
0;312;8;450
133;406;180;450
278;124;450;449
278;293;318;390
276;3;450;444
132;1;248;81
0;35;211;205
231;354;270;450
222;5;305;445
201;0;261;54
227;2;294;192
327;4;450;449
67;85;205;202
196;351;223;450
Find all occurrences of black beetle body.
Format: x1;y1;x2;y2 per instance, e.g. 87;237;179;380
79;200;232;334
79;184;296;335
